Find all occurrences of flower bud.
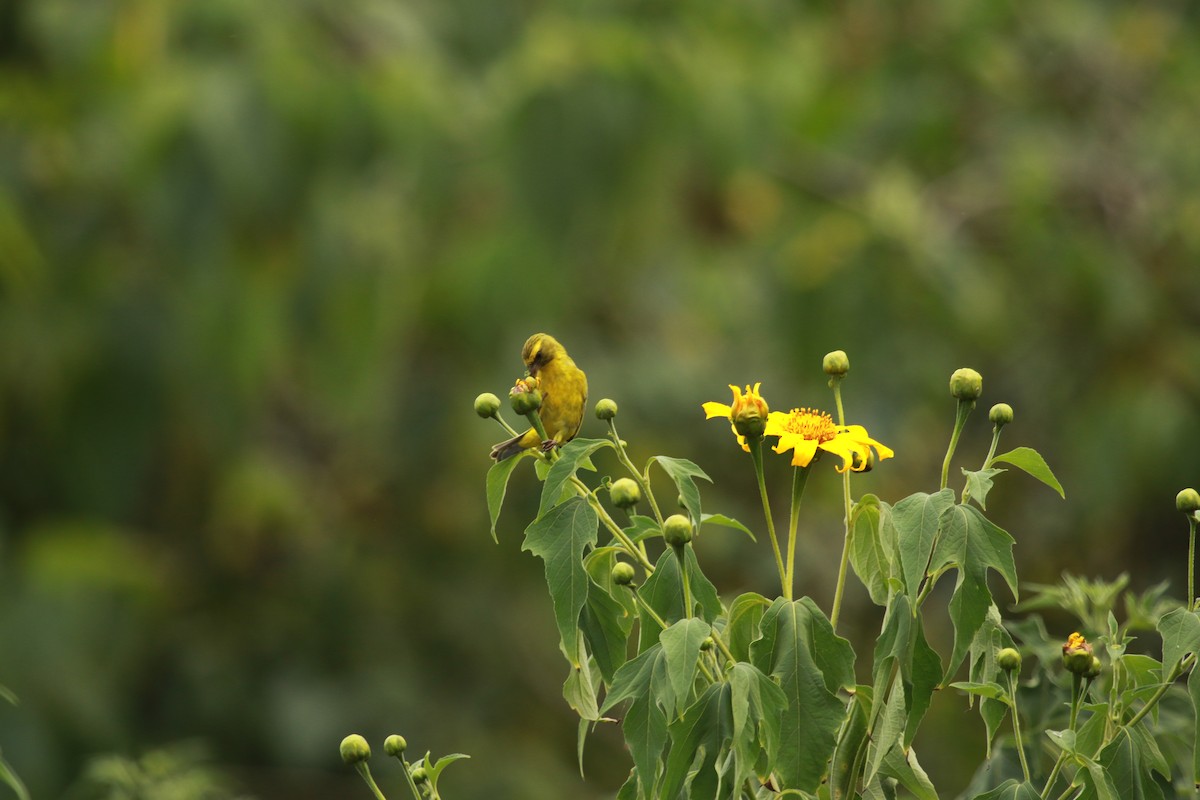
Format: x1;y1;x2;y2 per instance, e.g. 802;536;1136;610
610;478;641;509
997;647;1022;672
509;377;542;415
611;561;636;586
1177;488;1200;514
384;735;407;757
595;398;618;421
340;734;371;765
663;514;693;548
410;766;428;784
949;368;983;401
700;636;714;652
1084;655;1102;680
822;350;850;377
988;403;1013;427
730;383;769;439
474;393;501;419
1062;632;1094;674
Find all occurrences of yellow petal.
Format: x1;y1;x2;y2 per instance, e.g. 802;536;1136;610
789;438;820;467
819;438;859;472
703;402;732;420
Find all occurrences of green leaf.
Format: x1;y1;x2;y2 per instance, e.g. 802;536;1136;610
961;467;1006;510
699;513;756;542
660;619;712;718
658;683;733;800
522;496;598;664
635;548;722;651
562;644;600;720
539;438;613;516
931;503;1018;681
1081;729;1165;800
684;545;724;624
649;456;712;525
729;662;788;790
849;494;894;606
869;597;942;748
878;745;939;800
967;610;1017;756
1191;666;1200;787
750;598;854;792
949;681;1009;702
579;576;632;684
616;770;638;800
486;453;529;542
0;755;30;800
991;447;1065;498
892;490;956;599
829;689;871;800
1157;607;1200;671
422;751;471;794
725;592;771;662
602;644;670;799
624;514;663;543
968;780;1040;800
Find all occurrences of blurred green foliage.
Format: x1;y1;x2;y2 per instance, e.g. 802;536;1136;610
1;0;1199;797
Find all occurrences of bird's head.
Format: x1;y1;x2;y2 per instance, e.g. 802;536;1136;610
522;333;565;376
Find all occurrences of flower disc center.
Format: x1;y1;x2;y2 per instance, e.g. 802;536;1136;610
782;408;837;443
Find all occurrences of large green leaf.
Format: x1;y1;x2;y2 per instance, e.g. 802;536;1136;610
729;662;788;790
1191;666;1200;788
522;495;598;664
699;513;756;541
660;618;711;718
602;644;670;799
878;745;939;800
562;643;600;720
750;597;854;792
1157;607;1200;671
636;548;722;651
930;503;1018;681
892;490;955;600
539;438;613;516
580;575;632;684
968;779;1040;800
829;688;871;800
869;596;941;748
649;456;712;524
658;683;733;800
725;592;771;662
849;494;895;606
486;452;530;542
990;447;1065;498
966;610;1017;756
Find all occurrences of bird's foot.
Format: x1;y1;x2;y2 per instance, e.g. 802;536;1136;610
539;439;560;453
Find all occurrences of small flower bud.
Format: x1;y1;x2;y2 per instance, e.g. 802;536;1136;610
988;403;1013;427
950;368;983;402
595;398;618;421
611;561;636;586
384;735;407;757
1062;632;1094;674
610;478;641;509
700;636;714;652
340;734;371;765
822;350;850;377
1177;488;1200;514
410;766;428;784
1084;655;1102;680
474;393;501;419
997;647;1022;672
509;377;542;415
730;383;769;439
663;514;693;548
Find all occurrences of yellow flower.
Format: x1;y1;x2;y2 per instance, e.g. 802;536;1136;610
703;383;769;450
764;407;893;471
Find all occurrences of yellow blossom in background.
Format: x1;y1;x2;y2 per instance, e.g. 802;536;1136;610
765;407;893;471
703;383;769;450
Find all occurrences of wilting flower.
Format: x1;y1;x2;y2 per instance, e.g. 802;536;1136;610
764;407;893;471
703;383;770;449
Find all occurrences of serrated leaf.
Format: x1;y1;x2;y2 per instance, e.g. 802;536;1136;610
658;683;733;800
1079;729;1165;800
869;597;941;749
649;456;712;525
962;467;1006;510
829;689;871;800
849;494;894;606
486;453;529;542
892;490;956;600
685;546;724;623
931;504;1018;682
580;576;632;684
625;693;669;797
699;513;756;541
522;496;598;664
750;598;854;792
539;438;614;516
991;447;1065;498
1157;608;1200;671
660;619;712;718
729;662;788;790
725;592;771;662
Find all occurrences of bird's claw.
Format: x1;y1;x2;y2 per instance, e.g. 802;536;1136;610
540;439;560;453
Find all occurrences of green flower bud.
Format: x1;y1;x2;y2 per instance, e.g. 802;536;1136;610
509;378;542;415
1084;655;1102;680
988;403;1013;427
700;636;714;652
663;514;693;548
1061;632;1094;674
997;647;1022;672
611;561;636;586
340;734;371;765
949;368;983;401
474;393;501;419
410;766;428;784
1177;488;1200;514
384;734;407;757
610;478;641;509
822;350;850;377
595;398;618;421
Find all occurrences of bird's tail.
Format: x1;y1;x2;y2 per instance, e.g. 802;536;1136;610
490;429;537;461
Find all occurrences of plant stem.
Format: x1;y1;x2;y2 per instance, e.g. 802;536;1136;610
747;437;788;599
831;466;854;632
572;477;655;572
963;424;1003;506
399;759;425;800
1042;675;1085;799
355;764;389;800
1007;671;1031;783
632;586;715;684
1189;516;1197;612
676;545;693;618
608;420;664;527
1125;653;1195;729
784;465;811;604
940;401;974;491
493;413;521;438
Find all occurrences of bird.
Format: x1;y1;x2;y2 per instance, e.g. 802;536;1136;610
490;333;588;461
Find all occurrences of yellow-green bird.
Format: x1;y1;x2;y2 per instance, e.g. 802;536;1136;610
490;333;588;461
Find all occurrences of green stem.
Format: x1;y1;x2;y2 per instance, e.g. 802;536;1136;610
747;437;788;599
1007;671;1031;783
397;759;424;800
354;764;389;800
1125;653;1195;729
493;413;521;438
608;420;664;527
784;465;811;605
940;401;975;491
1189;516;1197;612
1043;675;1085;799
830;466;854;632
676;545;693;618
572;477;655;573
1053;783;1080;800
630;587;669;630
963;424;1003;505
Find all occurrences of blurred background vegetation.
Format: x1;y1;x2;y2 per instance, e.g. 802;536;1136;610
2;0;1199;797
